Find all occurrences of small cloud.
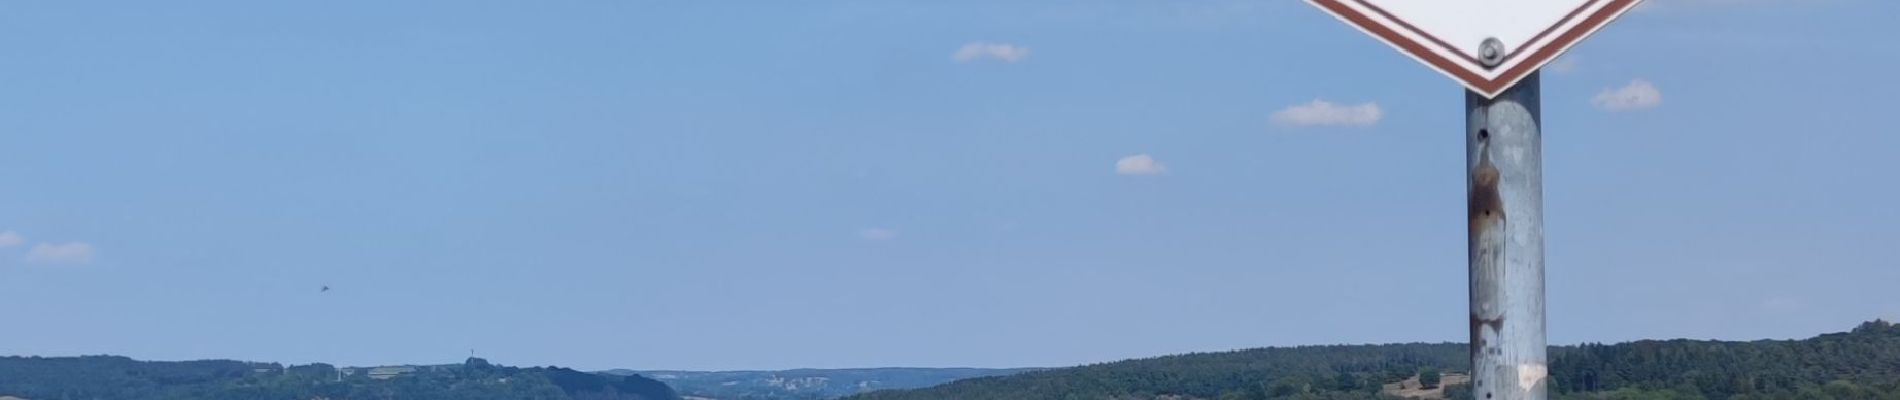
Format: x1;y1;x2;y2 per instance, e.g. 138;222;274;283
26;242;96;265
1271;100;1382;127
1592;79;1663;111
858;228;899;241
0;231;21;247
1115;154;1167;176
953;42;1031;63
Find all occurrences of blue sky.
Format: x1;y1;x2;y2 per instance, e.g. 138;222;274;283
1;1;1895;371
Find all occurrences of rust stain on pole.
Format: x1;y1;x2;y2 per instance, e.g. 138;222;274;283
1469;150;1506;360
1467;72;1546;400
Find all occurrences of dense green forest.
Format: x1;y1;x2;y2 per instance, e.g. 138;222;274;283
610;367;1035;399
7;321;1899;399
848;342;1462;400
849;321;1900;400
0;356;679;400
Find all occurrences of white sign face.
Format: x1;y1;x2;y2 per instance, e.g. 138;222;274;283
1307;0;1644;98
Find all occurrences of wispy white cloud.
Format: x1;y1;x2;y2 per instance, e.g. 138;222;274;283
0;231;21;248
1271;100;1382;127
858;228;899;241
1592;79;1663;111
26;242;96;265
1115;154;1167;176
953;42;1031;63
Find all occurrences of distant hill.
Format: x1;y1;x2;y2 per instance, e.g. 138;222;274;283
9;321;1899;400
846;343;1462;400
848;320;1900;400
0;356;680;400
603;368;1035;399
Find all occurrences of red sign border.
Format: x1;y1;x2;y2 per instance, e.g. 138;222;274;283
1309;0;1643;97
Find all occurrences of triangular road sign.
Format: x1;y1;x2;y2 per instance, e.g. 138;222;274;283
1307;0;1644;98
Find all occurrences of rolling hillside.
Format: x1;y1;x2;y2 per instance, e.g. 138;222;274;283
606;367;1034;399
0;356;680;400
849;321;1900;400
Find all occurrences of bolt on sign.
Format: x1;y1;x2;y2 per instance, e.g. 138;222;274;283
1305;0;1645;98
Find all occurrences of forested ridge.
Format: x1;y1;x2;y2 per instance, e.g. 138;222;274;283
616;367;1037;399
0;356;679;400
5;321;1897;400
849;320;1900;400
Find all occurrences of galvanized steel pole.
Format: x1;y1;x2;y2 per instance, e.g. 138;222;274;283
1467;72;1546;400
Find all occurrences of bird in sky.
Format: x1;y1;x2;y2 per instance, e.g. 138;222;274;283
320;285;331;293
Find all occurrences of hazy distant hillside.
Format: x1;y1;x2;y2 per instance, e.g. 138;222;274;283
850;321;1900;400
605;367;1034;399
847;343;1463;400
0;356;680;400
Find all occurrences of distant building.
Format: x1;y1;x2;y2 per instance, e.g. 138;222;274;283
367;366;418;380
248;363;281;375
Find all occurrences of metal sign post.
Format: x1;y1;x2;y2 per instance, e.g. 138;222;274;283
1303;1;1644;399
1467;72;1545;400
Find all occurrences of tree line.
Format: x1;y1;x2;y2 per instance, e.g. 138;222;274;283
848;320;1900;400
0;356;680;400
